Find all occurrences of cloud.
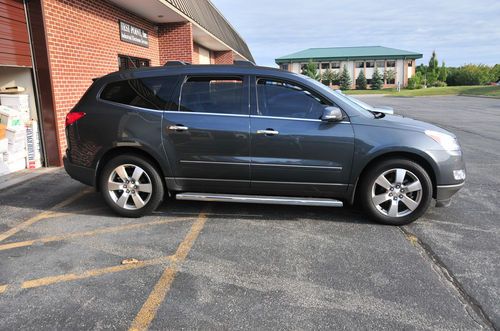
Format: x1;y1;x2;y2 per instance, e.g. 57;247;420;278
212;0;500;67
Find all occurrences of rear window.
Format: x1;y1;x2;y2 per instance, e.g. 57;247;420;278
100;76;179;110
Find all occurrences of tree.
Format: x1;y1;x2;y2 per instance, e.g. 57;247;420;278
331;71;341;85
339;64;352;90
384;69;396;84
438;61;448;82
446;64;495;86
321;69;334;86
427;50;439;85
371;68;384;89
301;60;320;80
356;70;367;89
492;64;500;82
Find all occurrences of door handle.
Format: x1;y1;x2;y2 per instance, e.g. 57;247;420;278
168;125;189;131
257;129;279;136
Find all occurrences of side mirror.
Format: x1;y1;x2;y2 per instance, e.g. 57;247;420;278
321;106;343;122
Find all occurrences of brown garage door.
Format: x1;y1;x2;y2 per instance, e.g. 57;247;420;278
0;0;31;67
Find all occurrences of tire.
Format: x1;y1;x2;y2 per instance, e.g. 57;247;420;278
99;154;164;217
359;158;432;225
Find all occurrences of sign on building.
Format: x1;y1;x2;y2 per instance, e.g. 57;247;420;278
119;21;149;48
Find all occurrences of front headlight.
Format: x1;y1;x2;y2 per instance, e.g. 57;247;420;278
425;130;461;152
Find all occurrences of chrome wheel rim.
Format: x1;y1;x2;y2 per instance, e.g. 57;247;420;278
371;168;423;218
107;164;152;210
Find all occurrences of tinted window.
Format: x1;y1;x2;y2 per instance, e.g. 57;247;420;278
257;79;330;120
179;77;245;115
101;76;178;110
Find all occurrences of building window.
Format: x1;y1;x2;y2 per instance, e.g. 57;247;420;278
118;55;150;70
331;62;340;69
321;63;330;70
366;61;374;68
375;60;385;68
300;64;308;72
355;61;364;68
366;79;373;85
280;64;289;71
386;60;396;68
408;61;413;67
179;77;245;115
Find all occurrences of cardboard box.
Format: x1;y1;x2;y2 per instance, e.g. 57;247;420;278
26;120;42;169
0;106;28;129
0;138;7;153
0;124;5;139
0;94;30;112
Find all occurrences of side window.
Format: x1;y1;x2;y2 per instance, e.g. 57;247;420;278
179;77;245;115
100;76;178;110
257;79;330;120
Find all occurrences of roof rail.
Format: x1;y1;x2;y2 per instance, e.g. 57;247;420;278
164;61;191;67
233;60;255;67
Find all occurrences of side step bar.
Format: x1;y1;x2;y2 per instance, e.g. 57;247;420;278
176;193;343;207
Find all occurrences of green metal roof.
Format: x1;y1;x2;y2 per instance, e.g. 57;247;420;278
276;46;422;64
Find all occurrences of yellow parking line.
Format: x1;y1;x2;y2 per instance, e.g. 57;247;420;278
0;255;174;294
22;255;174;289
0;188;93;242
129;207;209;331
0;217;193;251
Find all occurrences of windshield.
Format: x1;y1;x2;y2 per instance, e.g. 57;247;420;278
301;75;374;117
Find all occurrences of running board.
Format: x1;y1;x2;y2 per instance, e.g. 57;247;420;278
175;193;343;207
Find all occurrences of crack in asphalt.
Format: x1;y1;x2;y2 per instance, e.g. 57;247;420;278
399;226;496;330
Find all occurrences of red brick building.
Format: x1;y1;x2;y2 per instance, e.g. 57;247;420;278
0;0;253;168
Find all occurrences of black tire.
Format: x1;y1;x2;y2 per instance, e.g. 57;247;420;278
359;158;433;225
99;154;164;218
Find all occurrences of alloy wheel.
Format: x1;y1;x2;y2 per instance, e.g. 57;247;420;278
107;164;153;210
371;168;423;218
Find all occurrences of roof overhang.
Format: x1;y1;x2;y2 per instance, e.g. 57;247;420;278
107;0;250;62
276;54;423;64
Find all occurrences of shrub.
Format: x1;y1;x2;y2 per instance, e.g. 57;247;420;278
446;64;495;86
407;72;424;89
356;70;367;90
384;69;396;84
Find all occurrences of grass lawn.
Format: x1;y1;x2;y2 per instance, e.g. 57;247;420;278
344;85;500;97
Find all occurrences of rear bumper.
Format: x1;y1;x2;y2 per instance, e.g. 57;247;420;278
63;156;95;187
435;182;465;207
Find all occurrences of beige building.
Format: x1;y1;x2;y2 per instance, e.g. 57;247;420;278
276;46;422;88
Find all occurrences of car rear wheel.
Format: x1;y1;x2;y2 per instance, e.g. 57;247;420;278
100;154;164;217
360;158;432;225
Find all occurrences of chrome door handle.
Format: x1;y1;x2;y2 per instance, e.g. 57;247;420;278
168;125;189;131
257;129;279;136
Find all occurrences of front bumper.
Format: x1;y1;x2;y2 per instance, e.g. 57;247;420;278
63;156;95;187
435;182;465;207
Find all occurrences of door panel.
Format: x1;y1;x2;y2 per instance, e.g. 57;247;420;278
250;117;354;196
162;75;250;192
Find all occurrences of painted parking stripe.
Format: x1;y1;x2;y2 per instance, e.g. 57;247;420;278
0;255;174;294
0;216;193;251
0;188;93;242
129;207;209;331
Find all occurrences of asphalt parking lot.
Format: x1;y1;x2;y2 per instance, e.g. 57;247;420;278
0;95;498;330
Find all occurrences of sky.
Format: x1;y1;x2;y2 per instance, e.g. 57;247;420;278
211;0;500;68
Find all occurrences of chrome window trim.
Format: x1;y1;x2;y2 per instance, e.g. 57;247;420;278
164;110;249;118
251;115;350;124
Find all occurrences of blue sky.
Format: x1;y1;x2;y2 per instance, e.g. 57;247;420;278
212;0;500;67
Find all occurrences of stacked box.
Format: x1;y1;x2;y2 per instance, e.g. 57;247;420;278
0;94;30;113
26;121;42;169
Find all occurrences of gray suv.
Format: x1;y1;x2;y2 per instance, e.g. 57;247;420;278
63;62;466;225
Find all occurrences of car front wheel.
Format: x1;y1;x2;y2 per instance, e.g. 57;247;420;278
100;154;164;217
360;158;433;225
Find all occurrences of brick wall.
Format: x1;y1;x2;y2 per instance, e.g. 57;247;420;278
158;22;194;65
213;50;234;64
42;0;161;158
